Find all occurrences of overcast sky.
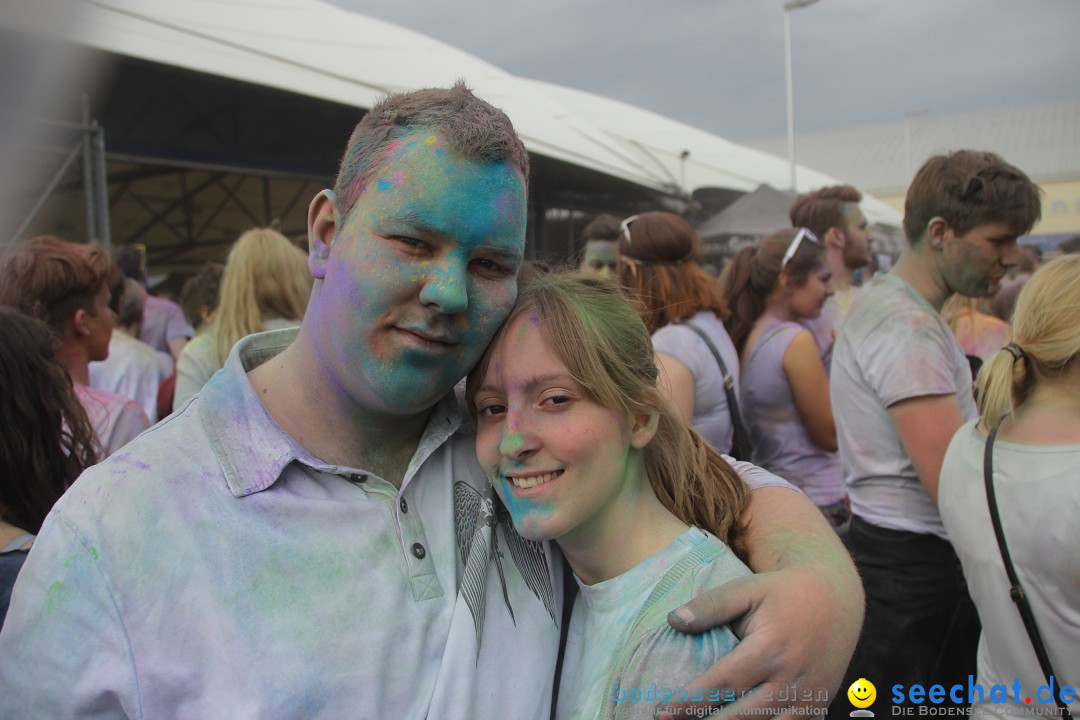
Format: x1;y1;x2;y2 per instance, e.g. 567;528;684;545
329;0;1080;140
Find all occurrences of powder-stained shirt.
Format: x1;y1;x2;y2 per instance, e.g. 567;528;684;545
557;528;751;720
939;421;1080;718
831;274;976;538
0;328;562;720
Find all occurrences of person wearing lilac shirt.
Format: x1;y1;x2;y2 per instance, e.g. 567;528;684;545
721;228;847;530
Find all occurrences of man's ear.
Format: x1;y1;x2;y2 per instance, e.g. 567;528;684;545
630;407;660;450
925;216;949;250
824;226;845;250
307;189;339;280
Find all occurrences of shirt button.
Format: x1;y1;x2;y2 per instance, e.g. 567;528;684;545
411;543;426;559
349;474;367;484
399;498;409;514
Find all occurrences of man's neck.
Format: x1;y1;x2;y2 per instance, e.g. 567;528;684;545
247;337;433;489
890;247;950;313
826;248;854;293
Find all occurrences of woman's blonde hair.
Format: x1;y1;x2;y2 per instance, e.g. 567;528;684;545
977;254;1080;428
467;271;749;555
212;228;313;365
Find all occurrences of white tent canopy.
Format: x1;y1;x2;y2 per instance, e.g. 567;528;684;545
5;0;901;228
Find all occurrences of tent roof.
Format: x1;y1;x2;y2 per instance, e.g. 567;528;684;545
697;185;800;240
6;0;898;225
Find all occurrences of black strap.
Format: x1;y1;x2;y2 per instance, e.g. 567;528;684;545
549;554;576;720
682;321;752;459
983;426;1073;718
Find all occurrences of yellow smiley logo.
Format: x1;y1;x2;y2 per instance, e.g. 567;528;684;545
848;678;877;709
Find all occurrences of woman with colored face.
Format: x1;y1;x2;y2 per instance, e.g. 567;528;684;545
468;272;751;720
720;228;847;532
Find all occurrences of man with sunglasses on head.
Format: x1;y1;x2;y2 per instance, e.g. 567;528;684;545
829;151;1041;710
789;184;873;358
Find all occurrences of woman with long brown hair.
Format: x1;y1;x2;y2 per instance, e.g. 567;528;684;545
469;272;750;719
0;307;99;625
721;228;846;529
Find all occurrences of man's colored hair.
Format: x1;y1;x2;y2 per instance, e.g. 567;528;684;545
332;82;529;218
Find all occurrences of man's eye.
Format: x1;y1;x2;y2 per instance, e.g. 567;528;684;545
472;258;510;275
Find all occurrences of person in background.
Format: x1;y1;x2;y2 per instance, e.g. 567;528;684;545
617;212;742;456
89;277;174;422
829;150;1042;712
788;185;873;367
172;227;312;410
577;213;622;277
178;262;225;334
156;262;225;419
990;245;1040;323
721;228;846;531
939;254;1080;718
941;294;1011;379
0;236;151;457
0;307;100;626
113;244;194;361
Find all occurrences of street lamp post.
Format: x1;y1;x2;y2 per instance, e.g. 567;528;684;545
784;0;820;192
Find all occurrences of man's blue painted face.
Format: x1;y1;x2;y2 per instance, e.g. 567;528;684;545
316;132;527;416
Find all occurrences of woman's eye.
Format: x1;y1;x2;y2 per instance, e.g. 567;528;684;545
477;403;506;417
542;394;573;407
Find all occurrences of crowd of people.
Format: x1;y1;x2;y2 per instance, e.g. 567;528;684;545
0;83;1075;719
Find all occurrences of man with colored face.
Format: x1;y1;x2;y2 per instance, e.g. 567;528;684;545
790;184;873;345
577;213;623;278
0;85;862;719
829;150;1041;712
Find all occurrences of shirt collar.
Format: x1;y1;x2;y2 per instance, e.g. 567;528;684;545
199;327;463;498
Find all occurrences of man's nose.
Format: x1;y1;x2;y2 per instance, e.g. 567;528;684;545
419;260;468;314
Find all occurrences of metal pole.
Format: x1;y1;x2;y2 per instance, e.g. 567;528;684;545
784;9;796;191
783;0;820;193
92;121;111;248
81;95;96;242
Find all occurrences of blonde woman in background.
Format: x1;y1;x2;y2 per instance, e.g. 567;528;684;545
938;254;1080;718
941;294;1011;362
173;227;312;410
